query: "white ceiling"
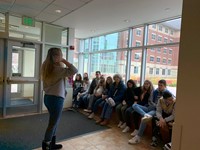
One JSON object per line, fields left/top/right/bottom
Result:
{"left": 0, "top": 0, "right": 183, "bottom": 38}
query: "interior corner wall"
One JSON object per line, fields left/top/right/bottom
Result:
{"left": 63, "top": 28, "right": 75, "bottom": 108}
{"left": 172, "top": 0, "right": 200, "bottom": 150}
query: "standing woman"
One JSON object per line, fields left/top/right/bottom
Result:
{"left": 41, "top": 47, "right": 78, "bottom": 150}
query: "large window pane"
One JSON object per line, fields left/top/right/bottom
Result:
{"left": 9, "top": 15, "right": 42, "bottom": 41}
{"left": 0, "top": 13, "right": 5, "bottom": 32}
{"left": 147, "top": 18, "right": 181, "bottom": 45}
{"left": 130, "top": 49, "right": 142, "bottom": 85}
{"left": 145, "top": 45, "right": 179, "bottom": 96}
{"left": 90, "top": 51, "right": 127, "bottom": 80}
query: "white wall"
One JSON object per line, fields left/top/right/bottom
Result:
{"left": 172, "top": 0, "right": 200, "bottom": 149}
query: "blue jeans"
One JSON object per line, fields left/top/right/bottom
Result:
{"left": 44, "top": 94, "right": 64, "bottom": 142}
{"left": 132, "top": 104, "right": 156, "bottom": 136}
{"left": 92, "top": 98, "right": 105, "bottom": 113}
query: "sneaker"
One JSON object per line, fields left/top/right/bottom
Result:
{"left": 131, "top": 129, "right": 138, "bottom": 136}
{"left": 122, "top": 126, "right": 130, "bottom": 133}
{"left": 150, "top": 136, "right": 158, "bottom": 147}
{"left": 83, "top": 109, "right": 92, "bottom": 113}
{"left": 141, "top": 114, "right": 152, "bottom": 123}
{"left": 88, "top": 112, "right": 95, "bottom": 119}
{"left": 117, "top": 121, "right": 123, "bottom": 127}
{"left": 96, "top": 118, "right": 103, "bottom": 124}
{"left": 128, "top": 135, "right": 141, "bottom": 144}
{"left": 120, "top": 122, "right": 127, "bottom": 129}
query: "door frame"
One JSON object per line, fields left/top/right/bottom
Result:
{"left": 1, "top": 40, "right": 42, "bottom": 117}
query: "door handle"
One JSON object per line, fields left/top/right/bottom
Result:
{"left": 6, "top": 77, "right": 39, "bottom": 84}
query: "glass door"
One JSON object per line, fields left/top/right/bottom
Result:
{"left": 3, "top": 40, "right": 41, "bottom": 117}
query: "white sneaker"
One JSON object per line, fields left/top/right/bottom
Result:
{"left": 122, "top": 126, "right": 130, "bottom": 133}
{"left": 117, "top": 121, "right": 123, "bottom": 127}
{"left": 120, "top": 122, "right": 127, "bottom": 129}
{"left": 141, "top": 114, "right": 152, "bottom": 123}
{"left": 128, "top": 135, "right": 141, "bottom": 144}
{"left": 83, "top": 109, "right": 92, "bottom": 113}
{"left": 88, "top": 112, "right": 94, "bottom": 119}
{"left": 131, "top": 129, "right": 138, "bottom": 136}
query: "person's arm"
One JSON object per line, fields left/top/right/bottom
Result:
{"left": 164, "top": 103, "right": 176, "bottom": 122}
{"left": 156, "top": 99, "right": 163, "bottom": 119}
{"left": 59, "top": 59, "right": 78, "bottom": 77}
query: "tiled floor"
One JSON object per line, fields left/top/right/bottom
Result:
{"left": 35, "top": 111, "right": 162, "bottom": 150}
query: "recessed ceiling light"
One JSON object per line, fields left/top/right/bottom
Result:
{"left": 165, "top": 8, "right": 170, "bottom": 11}
{"left": 124, "top": 19, "right": 130, "bottom": 23}
{"left": 55, "top": 9, "right": 61, "bottom": 13}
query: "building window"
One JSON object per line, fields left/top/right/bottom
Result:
{"left": 164, "top": 37, "right": 168, "bottom": 43}
{"left": 169, "top": 49, "right": 172, "bottom": 54}
{"left": 168, "top": 59, "right": 172, "bottom": 64}
{"left": 170, "top": 39, "right": 173, "bottom": 43}
{"left": 163, "top": 48, "right": 167, "bottom": 54}
{"left": 158, "top": 35, "right": 162, "bottom": 42}
{"left": 136, "top": 41, "right": 141, "bottom": 47}
{"left": 134, "top": 66, "right": 139, "bottom": 74}
{"left": 163, "top": 58, "right": 167, "bottom": 64}
{"left": 152, "top": 24, "right": 156, "bottom": 29}
{"left": 152, "top": 33, "right": 156, "bottom": 40}
{"left": 170, "top": 30, "right": 174, "bottom": 35}
{"left": 168, "top": 69, "right": 171, "bottom": 75}
{"left": 156, "top": 68, "right": 159, "bottom": 75}
{"left": 165, "top": 28, "right": 168, "bottom": 33}
{"left": 162, "top": 69, "right": 165, "bottom": 75}
{"left": 135, "top": 53, "right": 140, "bottom": 60}
{"left": 150, "top": 56, "right": 154, "bottom": 62}
{"left": 151, "top": 48, "right": 155, "bottom": 51}
{"left": 157, "top": 57, "right": 161, "bottom": 63}
{"left": 159, "top": 25, "right": 162, "bottom": 31}
{"left": 157, "top": 48, "right": 161, "bottom": 53}
{"left": 136, "top": 28, "right": 142, "bottom": 36}
{"left": 149, "top": 68, "right": 153, "bottom": 74}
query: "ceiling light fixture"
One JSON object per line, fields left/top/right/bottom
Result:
{"left": 55, "top": 9, "right": 61, "bottom": 13}
{"left": 124, "top": 19, "right": 130, "bottom": 23}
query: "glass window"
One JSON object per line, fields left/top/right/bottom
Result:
{"left": 9, "top": 15, "right": 42, "bottom": 41}
{"left": 156, "top": 68, "right": 159, "bottom": 75}
{"left": 169, "top": 49, "right": 172, "bottom": 54}
{"left": 152, "top": 24, "right": 156, "bottom": 29}
{"left": 163, "top": 48, "right": 167, "bottom": 54}
{"left": 152, "top": 33, "right": 156, "bottom": 40}
{"left": 150, "top": 56, "right": 154, "bottom": 62}
{"left": 145, "top": 46, "right": 179, "bottom": 96}
{"left": 147, "top": 18, "right": 181, "bottom": 45}
{"left": 157, "top": 57, "right": 160, "bottom": 63}
{"left": 0, "top": 13, "right": 5, "bottom": 32}
{"left": 158, "top": 35, "right": 162, "bottom": 42}
{"left": 130, "top": 49, "right": 142, "bottom": 84}
{"left": 157, "top": 48, "right": 161, "bottom": 53}
{"left": 135, "top": 53, "right": 140, "bottom": 60}
{"left": 84, "top": 39, "right": 89, "bottom": 52}
{"left": 131, "top": 27, "right": 144, "bottom": 47}
{"left": 136, "top": 29, "right": 142, "bottom": 36}
{"left": 90, "top": 51, "right": 127, "bottom": 81}
{"left": 164, "top": 37, "right": 168, "bottom": 43}
{"left": 149, "top": 68, "right": 153, "bottom": 74}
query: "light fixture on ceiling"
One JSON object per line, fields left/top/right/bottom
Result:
{"left": 165, "top": 8, "right": 170, "bottom": 11}
{"left": 55, "top": 9, "right": 61, "bottom": 13}
{"left": 91, "top": 30, "right": 96, "bottom": 32}
{"left": 124, "top": 19, "right": 130, "bottom": 23}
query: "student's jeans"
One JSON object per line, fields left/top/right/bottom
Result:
{"left": 132, "top": 104, "right": 156, "bottom": 136}
{"left": 44, "top": 94, "right": 64, "bottom": 142}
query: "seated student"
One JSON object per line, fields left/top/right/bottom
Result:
{"left": 73, "top": 75, "right": 90, "bottom": 108}
{"left": 77, "top": 71, "right": 101, "bottom": 108}
{"left": 122, "top": 80, "right": 154, "bottom": 133}
{"left": 150, "top": 91, "right": 175, "bottom": 147}
{"left": 129, "top": 79, "right": 170, "bottom": 144}
{"left": 72, "top": 73, "right": 83, "bottom": 100}
{"left": 83, "top": 76, "right": 106, "bottom": 113}
{"left": 96, "top": 74, "right": 126, "bottom": 125}
{"left": 116, "top": 79, "right": 137, "bottom": 128}
{"left": 88, "top": 76, "right": 113, "bottom": 119}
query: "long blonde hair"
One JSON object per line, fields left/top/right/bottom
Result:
{"left": 41, "top": 47, "right": 62, "bottom": 82}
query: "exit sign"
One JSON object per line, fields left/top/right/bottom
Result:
{"left": 22, "top": 16, "right": 35, "bottom": 27}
